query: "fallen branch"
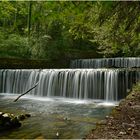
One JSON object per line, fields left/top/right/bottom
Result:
{"left": 14, "top": 82, "right": 39, "bottom": 102}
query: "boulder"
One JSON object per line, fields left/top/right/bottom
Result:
{"left": 11, "top": 117, "right": 21, "bottom": 128}
{"left": 0, "top": 112, "right": 31, "bottom": 131}
{"left": 0, "top": 112, "right": 21, "bottom": 130}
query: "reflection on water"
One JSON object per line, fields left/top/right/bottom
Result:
{"left": 0, "top": 94, "right": 116, "bottom": 139}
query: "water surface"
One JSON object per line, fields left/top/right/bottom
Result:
{"left": 0, "top": 94, "right": 115, "bottom": 139}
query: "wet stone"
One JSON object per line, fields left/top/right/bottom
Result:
{"left": 119, "top": 131, "right": 127, "bottom": 135}
{"left": 0, "top": 112, "right": 4, "bottom": 116}
{"left": 0, "top": 112, "right": 23, "bottom": 131}
{"left": 17, "top": 114, "right": 26, "bottom": 121}
{"left": 97, "top": 120, "right": 107, "bottom": 125}
{"left": 17, "top": 113, "right": 31, "bottom": 121}
{"left": 131, "top": 105, "right": 140, "bottom": 111}
{"left": 25, "top": 113, "right": 31, "bottom": 118}
{"left": 11, "top": 117, "right": 22, "bottom": 127}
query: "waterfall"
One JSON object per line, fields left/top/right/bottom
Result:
{"left": 70, "top": 57, "right": 140, "bottom": 68}
{"left": 0, "top": 69, "right": 140, "bottom": 101}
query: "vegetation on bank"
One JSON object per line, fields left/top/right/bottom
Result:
{"left": 86, "top": 82, "right": 140, "bottom": 139}
{"left": 0, "top": 1, "right": 140, "bottom": 62}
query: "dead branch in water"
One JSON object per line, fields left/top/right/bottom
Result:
{"left": 14, "top": 82, "right": 39, "bottom": 102}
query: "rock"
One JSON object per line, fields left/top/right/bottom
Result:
{"left": 116, "top": 106, "right": 121, "bottom": 111}
{"left": 17, "top": 113, "right": 31, "bottom": 121}
{"left": 128, "top": 101, "right": 133, "bottom": 106}
{"left": 122, "top": 122, "right": 135, "bottom": 128}
{"left": 0, "top": 112, "right": 4, "bottom": 116}
{"left": 2, "top": 113, "right": 9, "bottom": 117}
{"left": 3, "top": 121, "right": 11, "bottom": 128}
{"left": 91, "top": 128, "right": 95, "bottom": 132}
{"left": 130, "top": 117, "right": 135, "bottom": 121}
{"left": 110, "top": 127, "right": 117, "bottom": 130}
{"left": 134, "top": 130, "right": 139, "bottom": 135}
{"left": 108, "top": 122, "right": 112, "bottom": 126}
{"left": 105, "top": 116, "right": 109, "bottom": 119}
{"left": 10, "top": 114, "right": 14, "bottom": 117}
{"left": 63, "top": 117, "right": 67, "bottom": 120}
{"left": 17, "top": 114, "right": 25, "bottom": 121}
{"left": 0, "top": 112, "right": 31, "bottom": 131}
{"left": 131, "top": 105, "right": 140, "bottom": 111}
{"left": 119, "top": 131, "right": 127, "bottom": 135}
{"left": 25, "top": 113, "right": 31, "bottom": 118}
{"left": 11, "top": 117, "right": 21, "bottom": 128}
{"left": 127, "top": 89, "right": 131, "bottom": 93}
{"left": 63, "top": 117, "right": 70, "bottom": 121}
{"left": 131, "top": 92, "right": 135, "bottom": 96}
{"left": 128, "top": 127, "right": 132, "bottom": 131}
{"left": 110, "top": 116, "right": 114, "bottom": 119}
{"left": 0, "top": 112, "right": 22, "bottom": 130}
{"left": 2, "top": 113, "right": 14, "bottom": 119}
{"left": 2, "top": 114, "right": 11, "bottom": 122}
{"left": 97, "top": 120, "right": 107, "bottom": 125}
{"left": 105, "top": 116, "right": 114, "bottom": 120}
{"left": 56, "top": 132, "right": 59, "bottom": 137}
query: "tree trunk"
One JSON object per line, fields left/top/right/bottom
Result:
{"left": 28, "top": 1, "right": 32, "bottom": 38}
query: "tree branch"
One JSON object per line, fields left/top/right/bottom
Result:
{"left": 14, "top": 82, "right": 39, "bottom": 102}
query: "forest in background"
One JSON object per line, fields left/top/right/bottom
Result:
{"left": 0, "top": 1, "right": 140, "bottom": 62}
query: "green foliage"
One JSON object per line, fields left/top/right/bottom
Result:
{"left": 0, "top": 1, "right": 139, "bottom": 60}
{"left": 30, "top": 35, "right": 50, "bottom": 59}
{"left": 0, "top": 30, "right": 30, "bottom": 58}
{"left": 89, "top": 1, "right": 140, "bottom": 57}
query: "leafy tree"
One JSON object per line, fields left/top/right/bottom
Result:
{"left": 0, "top": 1, "right": 139, "bottom": 60}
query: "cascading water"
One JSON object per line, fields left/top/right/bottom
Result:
{"left": 0, "top": 58, "right": 140, "bottom": 139}
{"left": 70, "top": 57, "right": 140, "bottom": 68}
{"left": 0, "top": 69, "right": 140, "bottom": 101}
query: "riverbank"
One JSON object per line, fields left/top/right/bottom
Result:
{"left": 86, "top": 83, "right": 140, "bottom": 139}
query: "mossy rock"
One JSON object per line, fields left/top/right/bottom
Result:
{"left": 25, "top": 113, "right": 31, "bottom": 118}
{"left": 17, "top": 113, "right": 31, "bottom": 121}
{"left": 0, "top": 112, "right": 21, "bottom": 131}
{"left": 11, "top": 117, "right": 21, "bottom": 128}
{"left": 17, "top": 114, "right": 26, "bottom": 121}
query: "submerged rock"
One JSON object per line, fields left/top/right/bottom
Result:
{"left": 25, "top": 113, "right": 31, "bottom": 118}
{"left": 17, "top": 113, "right": 31, "bottom": 121}
{"left": 17, "top": 114, "right": 26, "bottom": 121}
{"left": 11, "top": 117, "right": 22, "bottom": 128}
{"left": 63, "top": 117, "right": 70, "bottom": 121}
{"left": 0, "top": 112, "right": 21, "bottom": 130}
{"left": 1, "top": 113, "right": 12, "bottom": 126}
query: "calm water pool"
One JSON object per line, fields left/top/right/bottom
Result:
{"left": 0, "top": 94, "right": 116, "bottom": 139}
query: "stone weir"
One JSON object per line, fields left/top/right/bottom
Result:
{"left": 70, "top": 57, "right": 140, "bottom": 68}
{"left": 0, "top": 69, "right": 140, "bottom": 101}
